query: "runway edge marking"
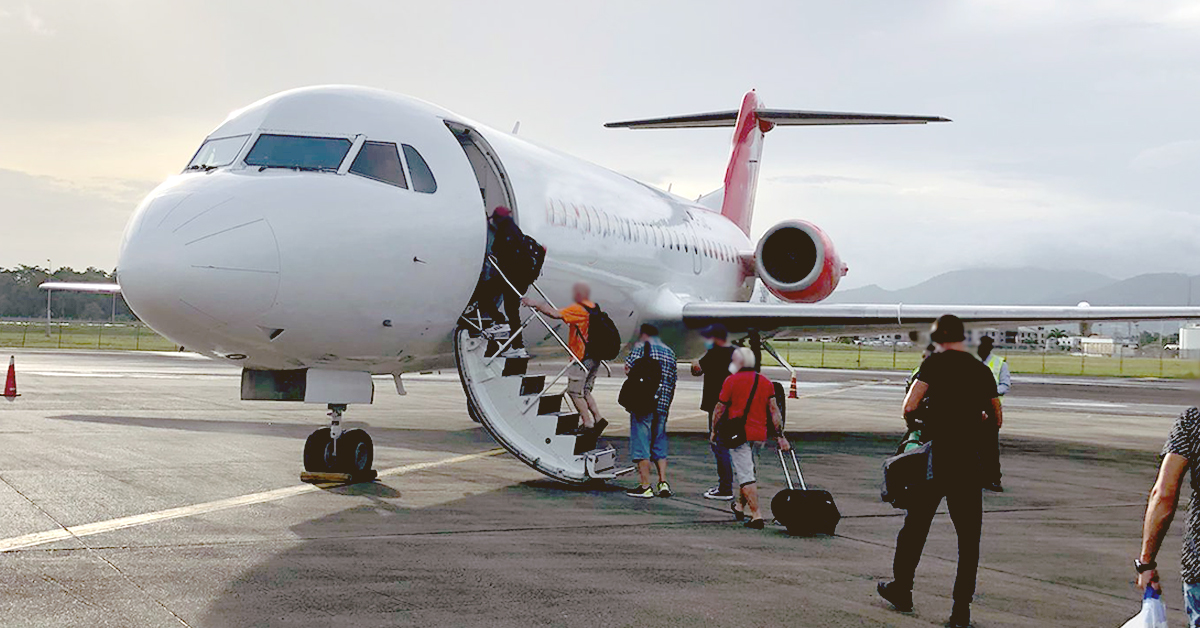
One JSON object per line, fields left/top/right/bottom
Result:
{"left": 0, "top": 448, "right": 506, "bottom": 553}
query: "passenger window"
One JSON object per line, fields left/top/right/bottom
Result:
{"left": 245, "top": 134, "right": 351, "bottom": 170}
{"left": 349, "top": 142, "right": 407, "bottom": 188}
{"left": 402, "top": 144, "right": 437, "bottom": 193}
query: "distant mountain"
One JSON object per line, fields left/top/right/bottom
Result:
{"left": 1061, "top": 273, "right": 1200, "bottom": 306}
{"left": 825, "top": 268, "right": 1117, "bottom": 305}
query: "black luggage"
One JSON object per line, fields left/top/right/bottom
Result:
{"left": 771, "top": 449, "right": 840, "bottom": 536}
{"left": 881, "top": 439, "right": 933, "bottom": 510}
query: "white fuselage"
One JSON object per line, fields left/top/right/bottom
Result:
{"left": 117, "top": 86, "right": 753, "bottom": 374}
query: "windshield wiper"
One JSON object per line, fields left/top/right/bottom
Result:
{"left": 255, "top": 165, "right": 339, "bottom": 173}
{"left": 185, "top": 164, "right": 219, "bottom": 172}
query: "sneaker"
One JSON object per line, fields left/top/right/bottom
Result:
{"left": 949, "top": 603, "right": 971, "bottom": 627}
{"left": 703, "top": 487, "right": 735, "bottom": 501}
{"left": 656, "top": 482, "right": 673, "bottom": 498}
{"left": 744, "top": 518, "right": 765, "bottom": 530}
{"left": 625, "top": 485, "right": 654, "bottom": 499}
{"left": 482, "top": 323, "right": 511, "bottom": 339}
{"left": 500, "top": 347, "right": 531, "bottom": 359}
{"left": 876, "top": 581, "right": 914, "bottom": 613}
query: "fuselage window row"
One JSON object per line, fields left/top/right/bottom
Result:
{"left": 543, "top": 198, "right": 737, "bottom": 264}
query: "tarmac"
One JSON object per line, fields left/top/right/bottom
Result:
{"left": 0, "top": 348, "right": 1195, "bottom": 627}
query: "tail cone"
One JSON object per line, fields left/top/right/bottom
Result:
{"left": 788, "top": 374, "right": 798, "bottom": 399}
{"left": 4, "top": 356, "right": 17, "bottom": 399}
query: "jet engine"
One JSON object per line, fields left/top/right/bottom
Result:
{"left": 753, "top": 220, "right": 847, "bottom": 303}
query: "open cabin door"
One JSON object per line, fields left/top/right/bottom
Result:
{"left": 446, "top": 122, "right": 518, "bottom": 222}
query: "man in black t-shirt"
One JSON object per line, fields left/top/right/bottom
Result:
{"left": 878, "top": 315, "right": 1001, "bottom": 628}
{"left": 691, "top": 324, "right": 736, "bottom": 500}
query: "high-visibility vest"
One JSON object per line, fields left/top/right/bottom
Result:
{"left": 984, "top": 353, "right": 1005, "bottom": 404}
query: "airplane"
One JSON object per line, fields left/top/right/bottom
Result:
{"left": 41, "top": 85, "right": 1200, "bottom": 483}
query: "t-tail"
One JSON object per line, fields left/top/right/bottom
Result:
{"left": 605, "top": 90, "right": 950, "bottom": 235}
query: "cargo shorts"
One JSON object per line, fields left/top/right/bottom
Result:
{"left": 566, "top": 358, "right": 600, "bottom": 397}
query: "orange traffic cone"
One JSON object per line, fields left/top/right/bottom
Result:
{"left": 3, "top": 356, "right": 18, "bottom": 399}
{"left": 788, "top": 373, "right": 798, "bottom": 399}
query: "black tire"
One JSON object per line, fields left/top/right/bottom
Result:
{"left": 303, "top": 428, "right": 333, "bottom": 472}
{"left": 336, "top": 429, "right": 374, "bottom": 473}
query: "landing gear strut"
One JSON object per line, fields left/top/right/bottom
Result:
{"left": 303, "top": 403, "right": 374, "bottom": 473}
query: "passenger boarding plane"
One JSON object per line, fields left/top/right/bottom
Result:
{"left": 43, "top": 86, "right": 1200, "bottom": 483}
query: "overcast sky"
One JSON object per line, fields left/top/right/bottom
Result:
{"left": 1, "top": 0, "right": 1198, "bottom": 289}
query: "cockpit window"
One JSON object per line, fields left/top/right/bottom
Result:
{"left": 349, "top": 141, "right": 407, "bottom": 188}
{"left": 185, "top": 135, "right": 249, "bottom": 171}
{"left": 402, "top": 144, "right": 437, "bottom": 194}
{"left": 244, "top": 134, "right": 352, "bottom": 171}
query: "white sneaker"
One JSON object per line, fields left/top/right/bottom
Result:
{"left": 482, "top": 323, "right": 511, "bottom": 339}
{"left": 703, "top": 487, "right": 735, "bottom": 501}
{"left": 500, "top": 347, "right": 531, "bottom": 359}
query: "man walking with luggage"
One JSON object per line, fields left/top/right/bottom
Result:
{"left": 977, "top": 336, "right": 1009, "bottom": 492}
{"left": 692, "top": 323, "right": 737, "bottom": 501}
{"left": 479, "top": 207, "right": 542, "bottom": 359}
{"left": 878, "top": 314, "right": 1001, "bottom": 628}
{"left": 1134, "top": 406, "right": 1200, "bottom": 625}
{"left": 711, "top": 347, "right": 789, "bottom": 530}
{"left": 623, "top": 324, "right": 678, "bottom": 499}
{"left": 524, "top": 282, "right": 605, "bottom": 434}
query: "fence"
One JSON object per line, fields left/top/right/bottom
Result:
{"left": 0, "top": 320, "right": 179, "bottom": 351}
{"left": 766, "top": 340, "right": 1200, "bottom": 379}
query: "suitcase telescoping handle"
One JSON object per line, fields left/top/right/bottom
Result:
{"left": 777, "top": 449, "right": 807, "bottom": 491}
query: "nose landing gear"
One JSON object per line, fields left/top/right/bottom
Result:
{"left": 303, "top": 404, "right": 375, "bottom": 476}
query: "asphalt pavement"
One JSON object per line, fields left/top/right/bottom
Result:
{"left": 0, "top": 348, "right": 1195, "bottom": 627}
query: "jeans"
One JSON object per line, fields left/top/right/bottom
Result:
{"left": 708, "top": 410, "right": 733, "bottom": 494}
{"left": 892, "top": 484, "right": 983, "bottom": 605}
{"left": 629, "top": 411, "right": 668, "bottom": 461}
{"left": 1186, "top": 582, "right": 1200, "bottom": 626}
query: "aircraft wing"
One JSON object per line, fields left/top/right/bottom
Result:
{"left": 38, "top": 282, "right": 122, "bottom": 294}
{"left": 682, "top": 302, "right": 1200, "bottom": 336}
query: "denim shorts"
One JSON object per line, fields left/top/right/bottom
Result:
{"left": 1186, "top": 581, "right": 1200, "bottom": 626}
{"left": 629, "top": 411, "right": 668, "bottom": 461}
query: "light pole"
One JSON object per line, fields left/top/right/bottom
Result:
{"left": 45, "top": 259, "right": 52, "bottom": 337}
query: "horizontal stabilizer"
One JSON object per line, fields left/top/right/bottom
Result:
{"left": 605, "top": 109, "right": 949, "bottom": 129}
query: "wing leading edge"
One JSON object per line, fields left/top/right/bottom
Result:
{"left": 682, "top": 302, "right": 1200, "bottom": 336}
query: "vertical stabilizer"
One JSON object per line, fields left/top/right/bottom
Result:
{"left": 720, "top": 91, "right": 770, "bottom": 235}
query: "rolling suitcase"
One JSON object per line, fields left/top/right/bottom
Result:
{"left": 771, "top": 449, "right": 841, "bottom": 536}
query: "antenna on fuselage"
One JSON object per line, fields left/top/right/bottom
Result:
{"left": 511, "top": 121, "right": 520, "bottom": 135}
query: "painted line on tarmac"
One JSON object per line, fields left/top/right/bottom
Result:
{"left": 1049, "top": 401, "right": 1129, "bottom": 408}
{"left": 0, "top": 448, "right": 506, "bottom": 553}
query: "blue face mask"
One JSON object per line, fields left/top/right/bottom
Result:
{"left": 704, "top": 340, "right": 715, "bottom": 350}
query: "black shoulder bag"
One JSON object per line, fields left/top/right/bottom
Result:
{"left": 716, "top": 373, "right": 760, "bottom": 449}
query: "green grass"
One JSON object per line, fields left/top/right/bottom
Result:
{"left": 766, "top": 340, "right": 1200, "bottom": 379}
{"left": 0, "top": 321, "right": 179, "bottom": 351}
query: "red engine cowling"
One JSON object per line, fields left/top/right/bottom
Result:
{"left": 753, "top": 220, "right": 847, "bottom": 303}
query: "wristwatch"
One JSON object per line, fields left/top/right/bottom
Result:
{"left": 1135, "top": 559, "right": 1158, "bottom": 573}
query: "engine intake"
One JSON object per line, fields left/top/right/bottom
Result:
{"left": 754, "top": 220, "right": 846, "bottom": 303}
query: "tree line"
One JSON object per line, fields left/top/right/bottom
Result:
{"left": 0, "top": 266, "right": 135, "bottom": 321}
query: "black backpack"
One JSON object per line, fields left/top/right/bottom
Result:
{"left": 619, "top": 342, "right": 662, "bottom": 415}
{"left": 583, "top": 304, "right": 620, "bottom": 361}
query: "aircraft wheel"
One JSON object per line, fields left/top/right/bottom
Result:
{"left": 303, "top": 428, "right": 333, "bottom": 471}
{"left": 336, "top": 429, "right": 374, "bottom": 473}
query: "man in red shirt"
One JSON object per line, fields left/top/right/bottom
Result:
{"left": 710, "top": 347, "right": 789, "bottom": 529}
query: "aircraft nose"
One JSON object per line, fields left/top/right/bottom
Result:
{"left": 118, "top": 186, "right": 281, "bottom": 333}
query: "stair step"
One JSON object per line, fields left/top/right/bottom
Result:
{"left": 546, "top": 411, "right": 580, "bottom": 435}
{"left": 537, "top": 393, "right": 564, "bottom": 416}
{"left": 502, "top": 357, "right": 529, "bottom": 377}
{"left": 520, "top": 375, "right": 545, "bottom": 397}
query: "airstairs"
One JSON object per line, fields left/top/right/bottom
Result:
{"left": 454, "top": 259, "right": 620, "bottom": 484}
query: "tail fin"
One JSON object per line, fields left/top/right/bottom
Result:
{"left": 605, "top": 91, "right": 949, "bottom": 236}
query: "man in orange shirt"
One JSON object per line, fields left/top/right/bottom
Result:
{"left": 524, "top": 282, "right": 606, "bottom": 433}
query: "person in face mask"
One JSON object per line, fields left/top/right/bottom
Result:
{"left": 691, "top": 324, "right": 737, "bottom": 500}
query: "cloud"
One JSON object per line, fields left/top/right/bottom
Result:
{"left": 1131, "top": 140, "right": 1200, "bottom": 171}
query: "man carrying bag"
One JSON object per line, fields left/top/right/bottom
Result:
{"left": 877, "top": 315, "right": 1002, "bottom": 628}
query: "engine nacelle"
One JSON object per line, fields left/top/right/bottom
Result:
{"left": 754, "top": 220, "right": 847, "bottom": 303}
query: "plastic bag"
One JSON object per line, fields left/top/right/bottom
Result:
{"left": 1121, "top": 588, "right": 1168, "bottom": 628}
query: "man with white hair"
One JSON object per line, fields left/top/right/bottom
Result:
{"left": 710, "top": 347, "right": 789, "bottom": 529}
